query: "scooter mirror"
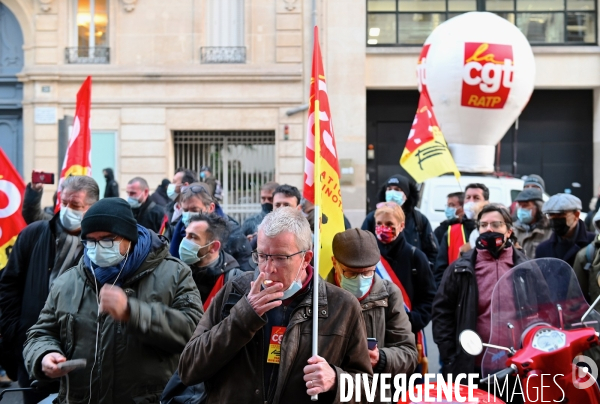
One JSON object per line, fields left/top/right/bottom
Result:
{"left": 459, "top": 329, "right": 483, "bottom": 356}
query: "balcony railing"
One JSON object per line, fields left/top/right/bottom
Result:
{"left": 65, "top": 47, "right": 110, "bottom": 64}
{"left": 200, "top": 47, "right": 246, "bottom": 64}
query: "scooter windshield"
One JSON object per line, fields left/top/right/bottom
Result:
{"left": 481, "top": 258, "right": 600, "bottom": 377}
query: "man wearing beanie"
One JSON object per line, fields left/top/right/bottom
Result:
{"left": 332, "top": 228, "right": 418, "bottom": 386}
{"left": 0, "top": 175, "right": 99, "bottom": 404}
{"left": 23, "top": 198, "right": 203, "bottom": 404}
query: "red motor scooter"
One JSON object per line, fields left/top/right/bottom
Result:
{"left": 459, "top": 258, "right": 600, "bottom": 403}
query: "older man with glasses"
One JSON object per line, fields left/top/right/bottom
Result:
{"left": 169, "top": 182, "right": 252, "bottom": 271}
{"left": 178, "top": 207, "right": 372, "bottom": 404}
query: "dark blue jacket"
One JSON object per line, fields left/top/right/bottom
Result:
{"left": 535, "top": 219, "right": 595, "bottom": 267}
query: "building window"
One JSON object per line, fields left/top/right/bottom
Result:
{"left": 201, "top": 0, "right": 246, "bottom": 63}
{"left": 66, "top": 0, "right": 109, "bottom": 63}
{"left": 366, "top": 0, "right": 596, "bottom": 45}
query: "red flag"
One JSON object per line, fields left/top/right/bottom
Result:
{"left": 0, "top": 149, "right": 26, "bottom": 269}
{"left": 55, "top": 76, "right": 92, "bottom": 212}
{"left": 302, "top": 27, "right": 345, "bottom": 280}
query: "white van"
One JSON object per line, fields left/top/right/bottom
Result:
{"left": 418, "top": 174, "right": 528, "bottom": 230}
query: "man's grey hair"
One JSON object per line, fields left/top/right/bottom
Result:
{"left": 61, "top": 176, "right": 100, "bottom": 205}
{"left": 258, "top": 207, "right": 312, "bottom": 251}
{"left": 128, "top": 176, "right": 149, "bottom": 190}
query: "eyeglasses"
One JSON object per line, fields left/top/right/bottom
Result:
{"left": 478, "top": 221, "right": 506, "bottom": 231}
{"left": 342, "top": 270, "right": 375, "bottom": 280}
{"left": 252, "top": 250, "right": 306, "bottom": 266}
{"left": 81, "top": 237, "right": 121, "bottom": 249}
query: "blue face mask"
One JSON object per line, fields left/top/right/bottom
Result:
{"left": 182, "top": 211, "right": 201, "bottom": 227}
{"left": 167, "top": 184, "right": 178, "bottom": 200}
{"left": 86, "top": 241, "right": 127, "bottom": 268}
{"left": 179, "top": 237, "right": 213, "bottom": 265}
{"left": 445, "top": 206, "right": 458, "bottom": 221}
{"left": 340, "top": 274, "right": 374, "bottom": 298}
{"left": 200, "top": 172, "right": 206, "bottom": 179}
{"left": 127, "top": 196, "right": 141, "bottom": 209}
{"left": 517, "top": 208, "right": 533, "bottom": 224}
{"left": 385, "top": 190, "right": 405, "bottom": 206}
{"left": 281, "top": 256, "right": 305, "bottom": 300}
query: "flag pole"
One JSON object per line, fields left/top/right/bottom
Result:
{"left": 311, "top": 25, "right": 321, "bottom": 402}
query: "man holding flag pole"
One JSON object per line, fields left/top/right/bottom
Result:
{"left": 178, "top": 27, "right": 371, "bottom": 404}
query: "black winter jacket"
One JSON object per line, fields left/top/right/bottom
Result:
{"left": 132, "top": 198, "right": 166, "bottom": 234}
{"left": 535, "top": 219, "right": 595, "bottom": 267}
{"left": 0, "top": 215, "right": 83, "bottom": 351}
{"left": 432, "top": 247, "right": 528, "bottom": 376}
{"left": 433, "top": 218, "right": 477, "bottom": 287}
{"left": 103, "top": 168, "right": 119, "bottom": 198}
{"left": 377, "top": 233, "right": 436, "bottom": 334}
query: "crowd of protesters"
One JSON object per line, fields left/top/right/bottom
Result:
{"left": 0, "top": 167, "right": 598, "bottom": 403}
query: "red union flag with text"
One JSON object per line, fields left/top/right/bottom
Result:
{"left": 462, "top": 42, "right": 514, "bottom": 109}
{"left": 303, "top": 27, "right": 345, "bottom": 281}
{"left": 55, "top": 76, "right": 92, "bottom": 212}
{"left": 0, "top": 149, "right": 26, "bottom": 269}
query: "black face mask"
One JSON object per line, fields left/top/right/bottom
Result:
{"left": 549, "top": 217, "right": 571, "bottom": 237}
{"left": 261, "top": 203, "right": 273, "bottom": 214}
{"left": 476, "top": 231, "right": 511, "bottom": 259}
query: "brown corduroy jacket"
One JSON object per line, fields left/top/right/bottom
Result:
{"left": 178, "top": 270, "right": 373, "bottom": 404}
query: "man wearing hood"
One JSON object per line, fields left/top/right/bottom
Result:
{"left": 242, "top": 181, "right": 279, "bottom": 241}
{"left": 103, "top": 168, "right": 119, "bottom": 198}
{"left": 362, "top": 174, "right": 438, "bottom": 265}
{"left": 0, "top": 176, "right": 99, "bottom": 404}
{"left": 150, "top": 179, "right": 171, "bottom": 207}
{"left": 23, "top": 198, "right": 202, "bottom": 403}
{"left": 536, "top": 193, "right": 595, "bottom": 267}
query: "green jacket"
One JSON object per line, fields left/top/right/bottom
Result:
{"left": 23, "top": 238, "right": 203, "bottom": 404}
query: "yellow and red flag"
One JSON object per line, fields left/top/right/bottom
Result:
{"left": 303, "top": 27, "right": 345, "bottom": 281}
{"left": 400, "top": 92, "right": 460, "bottom": 183}
{"left": 0, "top": 149, "right": 26, "bottom": 269}
{"left": 55, "top": 76, "right": 92, "bottom": 212}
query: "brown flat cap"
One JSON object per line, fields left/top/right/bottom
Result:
{"left": 332, "top": 228, "right": 380, "bottom": 268}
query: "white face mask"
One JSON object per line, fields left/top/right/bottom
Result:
{"left": 60, "top": 206, "right": 84, "bottom": 231}
{"left": 463, "top": 201, "right": 478, "bottom": 220}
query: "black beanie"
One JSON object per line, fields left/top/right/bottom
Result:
{"left": 81, "top": 198, "right": 138, "bottom": 242}
{"left": 386, "top": 175, "right": 411, "bottom": 198}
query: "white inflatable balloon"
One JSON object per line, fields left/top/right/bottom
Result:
{"left": 418, "top": 12, "right": 535, "bottom": 173}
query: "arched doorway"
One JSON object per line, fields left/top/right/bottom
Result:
{"left": 0, "top": 2, "right": 24, "bottom": 173}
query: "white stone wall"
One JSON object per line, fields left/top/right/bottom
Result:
{"left": 5, "top": 0, "right": 600, "bottom": 225}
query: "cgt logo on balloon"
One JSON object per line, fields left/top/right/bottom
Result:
{"left": 462, "top": 42, "right": 514, "bottom": 109}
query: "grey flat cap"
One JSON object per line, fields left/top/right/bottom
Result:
{"left": 332, "top": 228, "right": 380, "bottom": 268}
{"left": 542, "top": 193, "right": 582, "bottom": 214}
{"left": 515, "top": 188, "right": 544, "bottom": 202}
